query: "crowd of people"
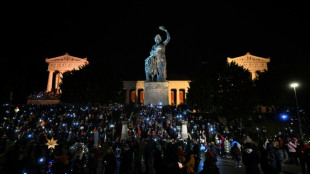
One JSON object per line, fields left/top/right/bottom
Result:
{"left": 0, "top": 103, "right": 309, "bottom": 174}
{"left": 28, "top": 91, "right": 61, "bottom": 100}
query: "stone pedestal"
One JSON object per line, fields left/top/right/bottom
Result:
{"left": 93, "top": 131, "right": 99, "bottom": 147}
{"left": 144, "top": 82, "right": 169, "bottom": 106}
{"left": 181, "top": 121, "right": 188, "bottom": 140}
{"left": 121, "top": 121, "right": 128, "bottom": 140}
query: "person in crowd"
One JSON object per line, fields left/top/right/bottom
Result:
{"left": 273, "top": 138, "right": 279, "bottom": 150}
{"left": 278, "top": 137, "right": 286, "bottom": 160}
{"left": 153, "top": 143, "right": 164, "bottom": 174}
{"left": 134, "top": 139, "right": 145, "bottom": 174}
{"left": 177, "top": 146, "right": 186, "bottom": 163}
{"left": 299, "top": 140, "right": 310, "bottom": 174}
{"left": 199, "top": 150, "right": 219, "bottom": 174}
{"left": 287, "top": 137, "right": 299, "bottom": 164}
{"left": 244, "top": 136, "right": 253, "bottom": 144}
{"left": 263, "top": 138, "right": 270, "bottom": 150}
{"left": 52, "top": 154, "right": 70, "bottom": 173}
{"left": 231, "top": 139, "right": 240, "bottom": 151}
{"left": 102, "top": 147, "right": 117, "bottom": 174}
{"left": 261, "top": 143, "right": 281, "bottom": 174}
{"left": 223, "top": 138, "right": 231, "bottom": 158}
{"left": 184, "top": 153, "right": 195, "bottom": 174}
{"left": 231, "top": 143, "right": 242, "bottom": 168}
{"left": 119, "top": 143, "right": 133, "bottom": 174}
{"left": 219, "top": 134, "right": 225, "bottom": 157}
{"left": 71, "top": 146, "right": 87, "bottom": 174}
{"left": 88, "top": 146, "right": 100, "bottom": 174}
{"left": 242, "top": 142, "right": 260, "bottom": 174}
{"left": 209, "top": 142, "right": 218, "bottom": 157}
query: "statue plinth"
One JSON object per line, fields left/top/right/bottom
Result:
{"left": 181, "top": 121, "right": 188, "bottom": 140}
{"left": 144, "top": 82, "right": 169, "bottom": 106}
{"left": 121, "top": 121, "right": 128, "bottom": 140}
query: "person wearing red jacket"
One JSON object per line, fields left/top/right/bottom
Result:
{"left": 278, "top": 137, "right": 286, "bottom": 160}
{"left": 300, "top": 141, "right": 310, "bottom": 174}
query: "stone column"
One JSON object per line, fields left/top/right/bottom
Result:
{"left": 176, "top": 89, "right": 180, "bottom": 105}
{"left": 46, "top": 70, "right": 54, "bottom": 92}
{"left": 125, "top": 89, "right": 129, "bottom": 104}
{"left": 121, "top": 121, "right": 128, "bottom": 140}
{"left": 55, "top": 73, "right": 59, "bottom": 90}
{"left": 168, "top": 88, "right": 171, "bottom": 105}
{"left": 58, "top": 72, "right": 63, "bottom": 93}
{"left": 181, "top": 121, "right": 188, "bottom": 140}
{"left": 135, "top": 89, "right": 139, "bottom": 104}
{"left": 185, "top": 88, "right": 188, "bottom": 100}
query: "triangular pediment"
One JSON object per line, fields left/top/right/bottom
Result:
{"left": 45, "top": 53, "right": 88, "bottom": 63}
{"left": 227, "top": 52, "right": 270, "bottom": 62}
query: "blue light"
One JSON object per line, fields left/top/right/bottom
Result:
{"left": 200, "top": 145, "right": 206, "bottom": 151}
{"left": 39, "top": 157, "right": 44, "bottom": 163}
{"left": 210, "top": 127, "right": 214, "bottom": 132}
{"left": 280, "top": 114, "right": 288, "bottom": 120}
{"left": 28, "top": 134, "right": 32, "bottom": 138}
{"left": 158, "top": 101, "right": 163, "bottom": 105}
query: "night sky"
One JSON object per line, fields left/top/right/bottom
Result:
{"left": 2, "top": 1, "right": 310, "bottom": 99}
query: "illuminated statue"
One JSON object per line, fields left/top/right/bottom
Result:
{"left": 145, "top": 56, "right": 157, "bottom": 81}
{"left": 145, "top": 26, "right": 170, "bottom": 82}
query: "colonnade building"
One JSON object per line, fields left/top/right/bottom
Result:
{"left": 227, "top": 52, "right": 270, "bottom": 80}
{"left": 123, "top": 81, "right": 190, "bottom": 106}
{"left": 45, "top": 53, "right": 89, "bottom": 93}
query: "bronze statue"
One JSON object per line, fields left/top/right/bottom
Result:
{"left": 145, "top": 26, "right": 170, "bottom": 82}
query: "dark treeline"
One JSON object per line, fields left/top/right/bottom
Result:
{"left": 186, "top": 59, "right": 310, "bottom": 116}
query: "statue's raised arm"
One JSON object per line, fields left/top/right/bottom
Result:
{"left": 159, "top": 26, "right": 170, "bottom": 46}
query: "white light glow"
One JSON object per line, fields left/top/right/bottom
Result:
{"left": 290, "top": 83, "right": 299, "bottom": 88}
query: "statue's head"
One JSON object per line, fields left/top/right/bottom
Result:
{"left": 154, "top": 34, "right": 162, "bottom": 43}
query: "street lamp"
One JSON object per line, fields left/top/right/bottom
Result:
{"left": 290, "top": 82, "right": 303, "bottom": 140}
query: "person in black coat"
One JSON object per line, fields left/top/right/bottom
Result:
{"left": 242, "top": 143, "right": 260, "bottom": 174}
{"left": 103, "top": 147, "right": 117, "bottom": 174}
{"left": 199, "top": 150, "right": 219, "bottom": 174}
{"left": 260, "top": 143, "right": 281, "bottom": 174}
{"left": 71, "top": 147, "right": 87, "bottom": 174}
{"left": 119, "top": 144, "right": 133, "bottom": 174}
